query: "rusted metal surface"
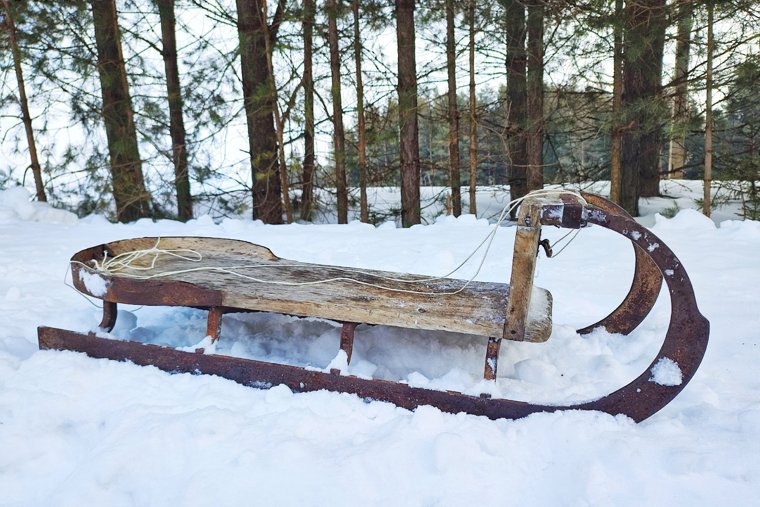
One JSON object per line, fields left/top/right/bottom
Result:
{"left": 578, "top": 205, "right": 709, "bottom": 422}
{"left": 483, "top": 337, "right": 501, "bottom": 381}
{"left": 576, "top": 192, "right": 663, "bottom": 336}
{"left": 339, "top": 322, "right": 357, "bottom": 365}
{"left": 71, "top": 242, "right": 225, "bottom": 310}
{"left": 206, "top": 307, "right": 224, "bottom": 343}
{"left": 38, "top": 326, "right": 558, "bottom": 420}
{"left": 331, "top": 322, "right": 358, "bottom": 375}
{"left": 39, "top": 193, "right": 708, "bottom": 422}
{"left": 99, "top": 301, "right": 117, "bottom": 332}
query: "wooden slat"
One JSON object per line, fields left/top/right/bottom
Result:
{"left": 79, "top": 237, "right": 553, "bottom": 342}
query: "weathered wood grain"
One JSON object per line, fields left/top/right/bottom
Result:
{"left": 504, "top": 201, "right": 542, "bottom": 341}
{"left": 74, "top": 236, "right": 553, "bottom": 342}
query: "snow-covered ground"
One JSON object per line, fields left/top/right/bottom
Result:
{"left": 0, "top": 183, "right": 758, "bottom": 506}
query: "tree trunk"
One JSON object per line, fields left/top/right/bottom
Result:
{"left": 396, "top": 0, "right": 421, "bottom": 227}
{"left": 235, "top": 0, "right": 282, "bottom": 224}
{"left": 427, "top": 115, "right": 434, "bottom": 182}
{"left": 353, "top": 0, "right": 368, "bottom": 223}
{"left": 90, "top": 0, "right": 151, "bottom": 222}
{"left": 301, "top": 0, "right": 315, "bottom": 221}
{"left": 3, "top": 0, "right": 47, "bottom": 202}
{"left": 667, "top": 0, "right": 692, "bottom": 180}
{"left": 327, "top": 0, "right": 348, "bottom": 224}
{"left": 621, "top": 0, "right": 667, "bottom": 213}
{"left": 610, "top": 0, "right": 623, "bottom": 204}
{"left": 155, "top": 0, "right": 192, "bottom": 221}
{"left": 468, "top": 0, "right": 477, "bottom": 215}
{"left": 261, "top": 0, "right": 292, "bottom": 223}
{"left": 504, "top": 0, "right": 528, "bottom": 205}
{"left": 620, "top": 0, "right": 667, "bottom": 214}
{"left": 526, "top": 1, "right": 544, "bottom": 192}
{"left": 703, "top": 1, "right": 713, "bottom": 217}
{"left": 446, "top": 0, "right": 461, "bottom": 217}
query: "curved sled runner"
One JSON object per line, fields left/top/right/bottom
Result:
{"left": 37, "top": 192, "right": 709, "bottom": 422}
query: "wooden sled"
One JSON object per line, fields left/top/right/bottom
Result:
{"left": 37, "top": 192, "right": 709, "bottom": 422}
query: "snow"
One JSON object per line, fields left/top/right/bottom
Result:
{"left": 326, "top": 348, "right": 349, "bottom": 373}
{"left": 0, "top": 187, "right": 77, "bottom": 224}
{"left": 178, "top": 335, "right": 217, "bottom": 354}
{"left": 1, "top": 185, "right": 760, "bottom": 505}
{"left": 78, "top": 269, "right": 109, "bottom": 297}
{"left": 649, "top": 357, "right": 684, "bottom": 386}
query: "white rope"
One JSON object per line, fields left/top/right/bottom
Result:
{"left": 549, "top": 228, "right": 582, "bottom": 258}
{"left": 64, "top": 263, "right": 102, "bottom": 309}
{"left": 72, "top": 189, "right": 587, "bottom": 297}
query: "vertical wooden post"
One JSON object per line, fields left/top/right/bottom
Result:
{"left": 504, "top": 200, "right": 542, "bottom": 341}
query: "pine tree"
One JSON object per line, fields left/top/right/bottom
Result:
{"left": 667, "top": 0, "right": 693, "bottom": 180}
{"left": 327, "top": 0, "right": 348, "bottom": 224}
{"left": 396, "top": 0, "right": 421, "bottom": 227}
{"left": 526, "top": 0, "right": 544, "bottom": 192}
{"left": 620, "top": 0, "right": 667, "bottom": 214}
{"left": 445, "top": 0, "right": 461, "bottom": 217}
{"left": 90, "top": 0, "right": 151, "bottom": 222}
{"left": 352, "top": 0, "right": 369, "bottom": 223}
{"left": 502, "top": 0, "right": 528, "bottom": 207}
{"left": 300, "top": 0, "right": 316, "bottom": 221}
{"left": 155, "top": 0, "right": 192, "bottom": 220}
{"left": 235, "top": 0, "right": 283, "bottom": 224}
{"left": 2, "top": 0, "right": 47, "bottom": 202}
{"left": 467, "top": 0, "right": 478, "bottom": 214}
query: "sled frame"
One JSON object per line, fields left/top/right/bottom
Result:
{"left": 37, "top": 192, "right": 709, "bottom": 422}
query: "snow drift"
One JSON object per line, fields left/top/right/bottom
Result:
{"left": 0, "top": 186, "right": 758, "bottom": 506}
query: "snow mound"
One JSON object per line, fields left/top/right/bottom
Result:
{"left": 654, "top": 208, "right": 716, "bottom": 232}
{"left": 718, "top": 217, "right": 760, "bottom": 236}
{"left": 433, "top": 213, "right": 491, "bottom": 228}
{"left": 0, "top": 187, "right": 77, "bottom": 224}
{"left": 1, "top": 183, "right": 759, "bottom": 506}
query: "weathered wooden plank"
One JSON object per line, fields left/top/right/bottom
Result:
{"left": 73, "top": 237, "right": 552, "bottom": 342}
{"left": 504, "top": 201, "right": 542, "bottom": 341}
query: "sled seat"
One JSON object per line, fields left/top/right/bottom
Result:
{"left": 69, "top": 236, "right": 553, "bottom": 343}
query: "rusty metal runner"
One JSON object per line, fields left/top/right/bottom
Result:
{"left": 37, "top": 193, "right": 709, "bottom": 422}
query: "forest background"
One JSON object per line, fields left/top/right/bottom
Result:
{"left": 1, "top": 0, "right": 758, "bottom": 225}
